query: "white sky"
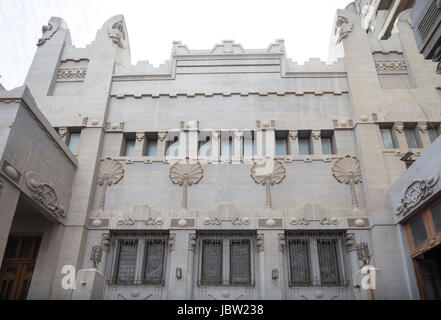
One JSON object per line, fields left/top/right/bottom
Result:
{"left": 0, "top": 0, "right": 350, "bottom": 90}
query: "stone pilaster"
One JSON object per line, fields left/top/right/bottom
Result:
{"left": 288, "top": 130, "right": 299, "bottom": 155}
{"left": 417, "top": 122, "right": 432, "bottom": 148}
{"left": 134, "top": 132, "right": 145, "bottom": 157}
{"left": 311, "top": 130, "right": 322, "bottom": 155}
{"left": 394, "top": 122, "right": 408, "bottom": 149}
{"left": 157, "top": 132, "right": 167, "bottom": 157}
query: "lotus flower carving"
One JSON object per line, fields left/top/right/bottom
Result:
{"left": 332, "top": 155, "right": 362, "bottom": 209}
{"left": 97, "top": 158, "right": 124, "bottom": 211}
{"left": 169, "top": 163, "right": 204, "bottom": 210}
{"left": 251, "top": 158, "right": 286, "bottom": 209}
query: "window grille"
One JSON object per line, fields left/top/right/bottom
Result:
{"left": 286, "top": 231, "right": 350, "bottom": 287}
{"left": 107, "top": 231, "right": 168, "bottom": 286}
{"left": 197, "top": 231, "right": 255, "bottom": 287}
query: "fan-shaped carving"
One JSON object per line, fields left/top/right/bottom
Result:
{"left": 251, "top": 159, "right": 286, "bottom": 209}
{"left": 332, "top": 155, "right": 362, "bottom": 209}
{"left": 96, "top": 158, "right": 124, "bottom": 211}
{"left": 169, "top": 163, "right": 204, "bottom": 210}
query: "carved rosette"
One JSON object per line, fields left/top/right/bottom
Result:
{"left": 25, "top": 172, "right": 65, "bottom": 218}
{"left": 251, "top": 159, "right": 286, "bottom": 209}
{"left": 169, "top": 163, "right": 204, "bottom": 210}
{"left": 332, "top": 155, "right": 362, "bottom": 209}
{"left": 97, "top": 158, "right": 124, "bottom": 211}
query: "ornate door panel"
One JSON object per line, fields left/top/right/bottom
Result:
{"left": 0, "top": 235, "right": 41, "bottom": 300}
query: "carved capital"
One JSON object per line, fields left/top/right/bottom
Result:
{"left": 136, "top": 133, "right": 145, "bottom": 142}
{"left": 189, "top": 233, "right": 196, "bottom": 252}
{"left": 417, "top": 122, "right": 428, "bottom": 133}
{"left": 168, "top": 233, "right": 176, "bottom": 251}
{"left": 311, "top": 130, "right": 321, "bottom": 140}
{"left": 345, "top": 233, "right": 356, "bottom": 252}
{"left": 58, "top": 127, "right": 68, "bottom": 141}
{"left": 158, "top": 132, "right": 167, "bottom": 141}
{"left": 256, "top": 234, "right": 264, "bottom": 252}
{"left": 394, "top": 122, "right": 404, "bottom": 133}
{"left": 289, "top": 130, "right": 298, "bottom": 140}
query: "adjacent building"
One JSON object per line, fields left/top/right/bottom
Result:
{"left": 0, "top": 1, "right": 440, "bottom": 300}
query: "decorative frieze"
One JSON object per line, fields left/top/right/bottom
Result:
{"left": 56, "top": 68, "right": 87, "bottom": 81}
{"left": 145, "top": 216, "right": 164, "bottom": 225}
{"left": 116, "top": 217, "right": 135, "bottom": 225}
{"left": 203, "top": 217, "right": 222, "bottom": 225}
{"left": 24, "top": 172, "right": 65, "bottom": 218}
{"left": 320, "top": 217, "right": 339, "bottom": 225}
{"left": 289, "top": 217, "right": 309, "bottom": 225}
{"left": 375, "top": 61, "right": 407, "bottom": 73}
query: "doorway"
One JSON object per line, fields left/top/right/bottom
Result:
{"left": 413, "top": 245, "right": 441, "bottom": 300}
{"left": 0, "top": 235, "right": 41, "bottom": 300}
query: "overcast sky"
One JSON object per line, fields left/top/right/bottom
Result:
{"left": 0, "top": 0, "right": 350, "bottom": 90}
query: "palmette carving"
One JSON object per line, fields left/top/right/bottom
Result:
{"left": 169, "top": 163, "right": 204, "bottom": 210}
{"left": 332, "top": 155, "right": 362, "bottom": 209}
{"left": 251, "top": 159, "right": 286, "bottom": 209}
{"left": 97, "top": 158, "right": 124, "bottom": 211}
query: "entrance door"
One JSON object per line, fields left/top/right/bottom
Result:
{"left": 0, "top": 235, "right": 41, "bottom": 300}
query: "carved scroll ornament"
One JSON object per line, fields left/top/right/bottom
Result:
{"left": 169, "top": 163, "right": 204, "bottom": 210}
{"left": 25, "top": 172, "right": 65, "bottom": 218}
{"left": 332, "top": 155, "right": 362, "bottom": 209}
{"left": 251, "top": 158, "right": 286, "bottom": 209}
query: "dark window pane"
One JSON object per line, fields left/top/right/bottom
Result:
{"left": 276, "top": 138, "right": 287, "bottom": 156}
{"left": 19, "top": 237, "right": 33, "bottom": 258}
{"left": 230, "top": 240, "right": 251, "bottom": 285}
{"left": 431, "top": 202, "right": 441, "bottom": 234}
{"left": 201, "top": 240, "right": 222, "bottom": 285}
{"left": 299, "top": 139, "right": 310, "bottom": 155}
{"left": 410, "top": 215, "right": 427, "bottom": 249}
{"left": 288, "top": 239, "right": 310, "bottom": 285}
{"left": 68, "top": 133, "right": 80, "bottom": 154}
{"left": 428, "top": 128, "right": 439, "bottom": 143}
{"left": 6, "top": 237, "right": 19, "bottom": 258}
{"left": 380, "top": 128, "right": 394, "bottom": 148}
{"left": 32, "top": 237, "right": 41, "bottom": 258}
{"left": 124, "top": 139, "right": 135, "bottom": 156}
{"left": 321, "top": 138, "right": 332, "bottom": 155}
{"left": 116, "top": 239, "right": 138, "bottom": 284}
{"left": 404, "top": 128, "right": 418, "bottom": 148}
{"left": 146, "top": 139, "right": 157, "bottom": 156}
{"left": 143, "top": 240, "right": 165, "bottom": 283}
{"left": 317, "top": 239, "right": 340, "bottom": 285}
{"left": 420, "top": 261, "right": 440, "bottom": 300}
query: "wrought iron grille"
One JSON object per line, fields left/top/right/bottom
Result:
{"left": 197, "top": 231, "right": 255, "bottom": 287}
{"left": 285, "top": 231, "right": 350, "bottom": 287}
{"left": 107, "top": 231, "right": 168, "bottom": 286}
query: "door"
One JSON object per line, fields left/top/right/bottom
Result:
{"left": 0, "top": 235, "right": 41, "bottom": 300}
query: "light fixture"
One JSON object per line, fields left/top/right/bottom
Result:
{"left": 176, "top": 267, "right": 182, "bottom": 280}
{"left": 272, "top": 268, "right": 279, "bottom": 280}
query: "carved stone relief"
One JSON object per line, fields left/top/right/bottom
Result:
{"left": 332, "top": 155, "right": 362, "bottom": 209}
{"left": 189, "top": 234, "right": 196, "bottom": 252}
{"left": 168, "top": 233, "right": 176, "bottom": 251}
{"left": 97, "top": 158, "right": 124, "bottom": 211}
{"left": 375, "top": 61, "right": 407, "bottom": 73}
{"left": 56, "top": 68, "right": 87, "bottom": 81}
{"left": 345, "top": 233, "right": 356, "bottom": 252}
{"left": 320, "top": 217, "right": 339, "bottom": 225}
{"left": 37, "top": 17, "right": 62, "bottom": 46}
{"left": 108, "top": 20, "right": 126, "bottom": 49}
{"left": 25, "top": 172, "right": 65, "bottom": 218}
{"left": 251, "top": 158, "right": 286, "bottom": 209}
{"left": 169, "top": 163, "right": 204, "bottom": 210}
{"left": 256, "top": 234, "right": 264, "bottom": 252}
{"left": 90, "top": 245, "right": 103, "bottom": 268}
{"left": 335, "top": 14, "right": 354, "bottom": 44}
{"left": 278, "top": 234, "right": 286, "bottom": 252}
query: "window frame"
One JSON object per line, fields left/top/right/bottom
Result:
{"left": 379, "top": 125, "right": 397, "bottom": 149}
{"left": 285, "top": 231, "right": 349, "bottom": 287}
{"left": 196, "top": 231, "right": 255, "bottom": 287}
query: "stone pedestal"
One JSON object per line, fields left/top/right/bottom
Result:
{"left": 72, "top": 268, "right": 105, "bottom": 300}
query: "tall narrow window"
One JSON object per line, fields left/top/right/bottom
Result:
{"left": 317, "top": 239, "right": 340, "bottom": 285}
{"left": 146, "top": 133, "right": 158, "bottom": 156}
{"left": 115, "top": 239, "right": 138, "bottom": 284}
{"left": 321, "top": 138, "right": 332, "bottom": 155}
{"left": 221, "top": 136, "right": 233, "bottom": 157}
{"left": 143, "top": 239, "right": 166, "bottom": 284}
{"left": 68, "top": 133, "right": 80, "bottom": 154}
{"left": 166, "top": 137, "right": 179, "bottom": 157}
{"left": 404, "top": 127, "right": 419, "bottom": 148}
{"left": 380, "top": 127, "right": 395, "bottom": 148}
{"left": 243, "top": 131, "right": 255, "bottom": 157}
{"left": 431, "top": 201, "right": 441, "bottom": 234}
{"left": 275, "top": 131, "right": 288, "bottom": 156}
{"left": 288, "top": 239, "right": 310, "bottom": 285}
{"left": 230, "top": 239, "right": 251, "bottom": 285}
{"left": 200, "top": 240, "right": 223, "bottom": 285}
{"left": 198, "top": 137, "right": 211, "bottom": 157}
{"left": 410, "top": 215, "right": 428, "bottom": 249}
{"left": 123, "top": 136, "right": 135, "bottom": 157}
{"left": 299, "top": 139, "right": 310, "bottom": 155}
{"left": 428, "top": 126, "right": 439, "bottom": 143}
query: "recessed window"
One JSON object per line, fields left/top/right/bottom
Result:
{"left": 380, "top": 127, "right": 395, "bottom": 148}
{"left": 124, "top": 139, "right": 135, "bottom": 156}
{"left": 275, "top": 130, "right": 288, "bottom": 156}
{"left": 298, "top": 131, "right": 311, "bottom": 155}
{"left": 286, "top": 231, "right": 348, "bottom": 286}
{"left": 198, "top": 136, "right": 211, "bottom": 157}
{"left": 198, "top": 232, "right": 254, "bottom": 286}
{"left": 431, "top": 201, "right": 441, "bottom": 234}
{"left": 404, "top": 126, "right": 422, "bottom": 149}
{"left": 110, "top": 232, "right": 168, "bottom": 286}
{"left": 166, "top": 136, "right": 179, "bottom": 157}
{"left": 428, "top": 124, "right": 439, "bottom": 143}
{"left": 221, "top": 134, "right": 233, "bottom": 157}
{"left": 243, "top": 131, "right": 255, "bottom": 157}
{"left": 321, "top": 130, "right": 335, "bottom": 155}
{"left": 145, "top": 132, "right": 158, "bottom": 156}
{"left": 68, "top": 132, "right": 80, "bottom": 154}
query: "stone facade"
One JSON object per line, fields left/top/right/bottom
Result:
{"left": 0, "top": 2, "right": 440, "bottom": 300}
